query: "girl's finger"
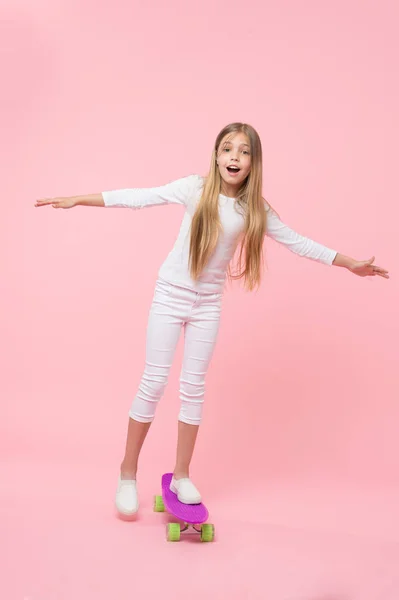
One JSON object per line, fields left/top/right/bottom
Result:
{"left": 372, "top": 265, "right": 389, "bottom": 274}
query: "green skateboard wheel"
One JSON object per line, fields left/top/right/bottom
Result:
{"left": 166, "top": 523, "right": 181, "bottom": 542}
{"left": 200, "top": 523, "right": 215, "bottom": 542}
{"left": 153, "top": 495, "right": 165, "bottom": 512}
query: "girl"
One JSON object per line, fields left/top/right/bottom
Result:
{"left": 35, "top": 122, "right": 389, "bottom": 517}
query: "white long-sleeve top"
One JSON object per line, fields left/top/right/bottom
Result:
{"left": 102, "top": 174, "right": 337, "bottom": 293}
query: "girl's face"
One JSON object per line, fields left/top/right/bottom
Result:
{"left": 216, "top": 132, "right": 252, "bottom": 195}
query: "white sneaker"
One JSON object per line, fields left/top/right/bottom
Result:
{"left": 170, "top": 476, "right": 202, "bottom": 504}
{"left": 115, "top": 476, "right": 139, "bottom": 516}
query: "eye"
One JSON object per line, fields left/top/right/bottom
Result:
{"left": 223, "top": 148, "right": 230, "bottom": 152}
{"left": 243, "top": 150, "right": 250, "bottom": 155}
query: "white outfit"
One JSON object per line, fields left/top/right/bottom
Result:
{"left": 103, "top": 174, "right": 337, "bottom": 426}
{"left": 102, "top": 174, "right": 337, "bottom": 295}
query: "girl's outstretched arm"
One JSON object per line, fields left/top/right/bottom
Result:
{"left": 35, "top": 174, "right": 202, "bottom": 211}
{"left": 264, "top": 201, "right": 389, "bottom": 279}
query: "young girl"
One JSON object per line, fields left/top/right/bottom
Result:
{"left": 35, "top": 122, "right": 389, "bottom": 517}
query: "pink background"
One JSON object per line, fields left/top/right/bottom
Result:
{"left": 2, "top": 0, "right": 398, "bottom": 599}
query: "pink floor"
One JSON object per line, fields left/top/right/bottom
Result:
{"left": 2, "top": 458, "right": 399, "bottom": 600}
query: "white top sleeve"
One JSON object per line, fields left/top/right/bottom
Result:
{"left": 102, "top": 174, "right": 201, "bottom": 209}
{"left": 264, "top": 202, "right": 337, "bottom": 266}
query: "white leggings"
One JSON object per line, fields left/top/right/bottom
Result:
{"left": 129, "top": 278, "right": 223, "bottom": 426}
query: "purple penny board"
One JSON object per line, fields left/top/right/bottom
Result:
{"left": 162, "top": 473, "right": 209, "bottom": 524}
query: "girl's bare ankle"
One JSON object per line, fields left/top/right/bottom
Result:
{"left": 120, "top": 462, "right": 137, "bottom": 480}
{"left": 173, "top": 471, "right": 189, "bottom": 480}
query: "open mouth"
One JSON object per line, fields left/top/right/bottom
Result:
{"left": 226, "top": 166, "right": 240, "bottom": 174}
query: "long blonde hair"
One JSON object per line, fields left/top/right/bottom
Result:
{"left": 189, "top": 122, "right": 267, "bottom": 291}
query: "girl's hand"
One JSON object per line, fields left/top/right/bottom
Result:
{"left": 349, "top": 256, "right": 389, "bottom": 279}
{"left": 35, "top": 197, "right": 76, "bottom": 209}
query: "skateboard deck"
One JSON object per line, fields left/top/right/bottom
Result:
{"left": 161, "top": 472, "right": 208, "bottom": 523}
{"left": 154, "top": 473, "right": 215, "bottom": 542}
